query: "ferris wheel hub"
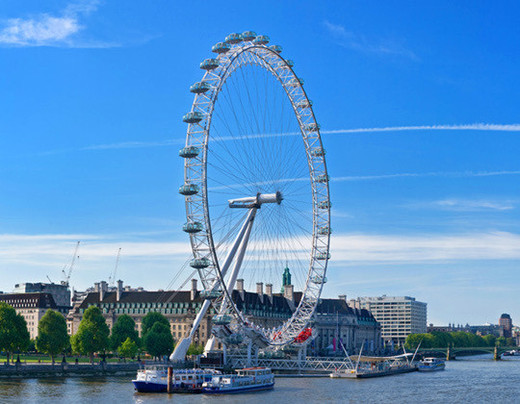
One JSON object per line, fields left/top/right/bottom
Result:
{"left": 228, "top": 191, "right": 283, "bottom": 209}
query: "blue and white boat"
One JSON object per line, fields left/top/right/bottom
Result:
{"left": 132, "top": 365, "right": 220, "bottom": 393}
{"left": 417, "top": 357, "right": 445, "bottom": 372}
{"left": 202, "top": 367, "right": 274, "bottom": 394}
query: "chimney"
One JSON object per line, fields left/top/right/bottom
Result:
{"left": 191, "top": 279, "right": 198, "bottom": 301}
{"left": 256, "top": 282, "right": 264, "bottom": 303}
{"left": 99, "top": 281, "right": 106, "bottom": 302}
{"left": 236, "top": 279, "right": 245, "bottom": 300}
{"left": 117, "top": 280, "right": 123, "bottom": 302}
{"left": 94, "top": 282, "right": 100, "bottom": 293}
{"left": 265, "top": 283, "right": 273, "bottom": 301}
{"left": 338, "top": 294, "right": 347, "bottom": 301}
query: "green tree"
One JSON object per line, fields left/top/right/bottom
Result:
{"left": 118, "top": 337, "right": 138, "bottom": 360}
{"left": 36, "top": 310, "right": 70, "bottom": 364}
{"left": 187, "top": 343, "right": 204, "bottom": 356}
{"left": 141, "top": 312, "right": 170, "bottom": 337}
{"left": 71, "top": 306, "right": 109, "bottom": 363}
{"left": 110, "top": 315, "right": 139, "bottom": 352}
{"left": 496, "top": 336, "right": 507, "bottom": 347}
{"left": 0, "top": 302, "right": 30, "bottom": 363}
{"left": 483, "top": 334, "right": 496, "bottom": 347}
{"left": 144, "top": 322, "right": 174, "bottom": 359}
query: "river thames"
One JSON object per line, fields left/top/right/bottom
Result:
{"left": 1, "top": 356, "right": 519, "bottom": 403}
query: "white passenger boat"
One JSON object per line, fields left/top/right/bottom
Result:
{"left": 417, "top": 357, "right": 445, "bottom": 372}
{"left": 202, "top": 367, "right": 274, "bottom": 394}
{"left": 132, "top": 365, "right": 220, "bottom": 393}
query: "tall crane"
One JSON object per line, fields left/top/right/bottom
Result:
{"left": 61, "top": 241, "right": 80, "bottom": 287}
{"left": 108, "top": 248, "right": 122, "bottom": 287}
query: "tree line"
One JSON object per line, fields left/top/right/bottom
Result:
{"left": 405, "top": 331, "right": 517, "bottom": 350}
{"left": 0, "top": 302, "right": 204, "bottom": 363}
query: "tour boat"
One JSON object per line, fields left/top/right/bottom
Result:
{"left": 502, "top": 350, "right": 520, "bottom": 357}
{"left": 202, "top": 367, "right": 274, "bottom": 394}
{"left": 417, "top": 357, "right": 446, "bottom": 372}
{"left": 132, "top": 366, "right": 220, "bottom": 393}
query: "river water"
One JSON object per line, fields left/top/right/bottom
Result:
{"left": 1, "top": 355, "right": 519, "bottom": 403}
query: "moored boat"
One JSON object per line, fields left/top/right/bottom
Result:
{"left": 132, "top": 365, "right": 220, "bottom": 393}
{"left": 417, "top": 357, "right": 446, "bottom": 372}
{"left": 202, "top": 367, "right": 274, "bottom": 393}
{"left": 330, "top": 354, "right": 417, "bottom": 379}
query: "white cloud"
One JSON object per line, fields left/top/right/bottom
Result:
{"left": 323, "top": 20, "right": 418, "bottom": 60}
{"left": 0, "top": 15, "right": 81, "bottom": 45}
{"left": 0, "top": 0, "right": 116, "bottom": 48}
{"left": 322, "top": 123, "right": 520, "bottom": 135}
{"left": 330, "top": 231, "right": 520, "bottom": 263}
{"left": 430, "top": 199, "right": 515, "bottom": 212}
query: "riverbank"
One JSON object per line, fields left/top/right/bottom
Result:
{"left": 0, "top": 362, "right": 140, "bottom": 378}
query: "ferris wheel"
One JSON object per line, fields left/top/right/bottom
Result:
{"left": 174, "top": 31, "right": 330, "bottom": 357}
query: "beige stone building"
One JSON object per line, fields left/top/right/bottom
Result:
{"left": 69, "top": 279, "right": 382, "bottom": 355}
{"left": 0, "top": 293, "right": 59, "bottom": 339}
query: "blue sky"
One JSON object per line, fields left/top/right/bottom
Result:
{"left": 1, "top": 0, "right": 519, "bottom": 325}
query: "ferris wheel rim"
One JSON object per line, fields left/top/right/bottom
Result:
{"left": 180, "top": 35, "right": 331, "bottom": 347}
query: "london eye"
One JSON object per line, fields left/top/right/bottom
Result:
{"left": 173, "top": 31, "right": 330, "bottom": 359}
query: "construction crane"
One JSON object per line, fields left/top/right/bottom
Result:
{"left": 61, "top": 241, "right": 80, "bottom": 287}
{"left": 108, "top": 248, "right": 122, "bottom": 287}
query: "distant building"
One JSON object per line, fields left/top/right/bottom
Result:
{"left": 349, "top": 295, "right": 427, "bottom": 345}
{"left": 499, "top": 313, "right": 513, "bottom": 338}
{"left": 427, "top": 322, "right": 500, "bottom": 336}
{"left": 13, "top": 282, "right": 71, "bottom": 315}
{"left": 312, "top": 296, "right": 382, "bottom": 355}
{"left": 0, "top": 293, "right": 59, "bottom": 339}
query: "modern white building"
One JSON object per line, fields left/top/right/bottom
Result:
{"left": 349, "top": 295, "right": 427, "bottom": 345}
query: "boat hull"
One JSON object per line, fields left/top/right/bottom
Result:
{"left": 203, "top": 382, "right": 275, "bottom": 394}
{"left": 133, "top": 381, "right": 203, "bottom": 394}
{"left": 354, "top": 366, "right": 417, "bottom": 379}
{"left": 417, "top": 364, "right": 445, "bottom": 372}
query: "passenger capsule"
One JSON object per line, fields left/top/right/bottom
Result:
{"left": 311, "top": 275, "right": 328, "bottom": 284}
{"left": 182, "top": 111, "right": 204, "bottom": 124}
{"left": 212, "top": 314, "right": 232, "bottom": 325}
{"left": 200, "top": 58, "right": 219, "bottom": 70}
{"left": 297, "top": 100, "right": 313, "bottom": 108}
{"left": 287, "top": 77, "right": 304, "bottom": 87}
{"left": 182, "top": 221, "right": 203, "bottom": 233}
{"left": 269, "top": 45, "right": 283, "bottom": 53}
{"left": 310, "top": 147, "right": 326, "bottom": 157}
{"left": 200, "top": 290, "right": 222, "bottom": 300}
{"left": 224, "top": 33, "right": 243, "bottom": 44}
{"left": 190, "top": 257, "right": 211, "bottom": 269}
{"left": 190, "top": 82, "right": 211, "bottom": 94}
{"left": 318, "top": 201, "right": 331, "bottom": 209}
{"left": 211, "top": 42, "right": 231, "bottom": 54}
{"left": 318, "top": 226, "right": 331, "bottom": 235}
{"left": 316, "top": 252, "right": 330, "bottom": 261}
{"left": 252, "top": 35, "right": 270, "bottom": 45}
{"left": 179, "top": 183, "right": 200, "bottom": 196}
{"left": 285, "top": 59, "right": 294, "bottom": 67}
{"left": 241, "top": 31, "right": 257, "bottom": 41}
{"left": 315, "top": 174, "right": 329, "bottom": 183}
{"left": 304, "top": 123, "right": 320, "bottom": 132}
{"left": 178, "top": 146, "right": 200, "bottom": 158}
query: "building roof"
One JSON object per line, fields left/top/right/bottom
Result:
{"left": 78, "top": 289, "right": 298, "bottom": 314}
{"left": 0, "top": 292, "right": 58, "bottom": 309}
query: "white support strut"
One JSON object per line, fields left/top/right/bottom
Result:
{"left": 169, "top": 207, "right": 258, "bottom": 361}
